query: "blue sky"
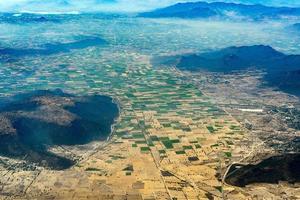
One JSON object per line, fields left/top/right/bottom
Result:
{"left": 0, "top": 0, "right": 300, "bottom": 13}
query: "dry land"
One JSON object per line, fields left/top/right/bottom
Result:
{"left": 0, "top": 53, "right": 299, "bottom": 199}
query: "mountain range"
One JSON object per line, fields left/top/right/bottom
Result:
{"left": 153, "top": 45, "right": 300, "bottom": 96}
{"left": 0, "top": 89, "right": 119, "bottom": 169}
{"left": 0, "top": 36, "right": 107, "bottom": 63}
{"left": 291, "top": 23, "right": 300, "bottom": 31}
{"left": 139, "top": 2, "right": 300, "bottom": 20}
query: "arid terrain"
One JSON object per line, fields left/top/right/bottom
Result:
{"left": 0, "top": 6, "right": 300, "bottom": 199}
{"left": 1, "top": 55, "right": 299, "bottom": 199}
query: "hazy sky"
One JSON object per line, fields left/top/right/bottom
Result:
{"left": 0, "top": 0, "right": 300, "bottom": 13}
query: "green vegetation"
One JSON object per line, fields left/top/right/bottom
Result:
{"left": 211, "top": 144, "right": 219, "bottom": 148}
{"left": 163, "top": 123, "right": 172, "bottom": 127}
{"left": 85, "top": 168, "right": 102, "bottom": 172}
{"left": 132, "top": 143, "right": 138, "bottom": 147}
{"left": 150, "top": 135, "right": 159, "bottom": 141}
{"left": 182, "top": 127, "right": 192, "bottom": 132}
{"left": 116, "top": 131, "right": 127, "bottom": 137}
{"left": 183, "top": 145, "right": 193, "bottom": 150}
{"left": 224, "top": 152, "right": 232, "bottom": 158}
{"left": 207, "top": 126, "right": 216, "bottom": 133}
{"left": 135, "top": 140, "right": 147, "bottom": 144}
{"left": 147, "top": 139, "right": 155, "bottom": 146}
{"left": 226, "top": 140, "right": 234, "bottom": 145}
{"left": 162, "top": 140, "right": 174, "bottom": 149}
{"left": 170, "top": 139, "right": 180, "bottom": 143}
{"left": 215, "top": 186, "right": 223, "bottom": 193}
{"left": 175, "top": 150, "right": 185, "bottom": 155}
{"left": 140, "top": 147, "right": 150, "bottom": 152}
{"left": 230, "top": 125, "right": 240, "bottom": 130}
{"left": 158, "top": 150, "right": 166, "bottom": 154}
{"left": 132, "top": 134, "right": 144, "bottom": 139}
{"left": 126, "top": 172, "right": 131, "bottom": 176}
{"left": 159, "top": 137, "right": 169, "bottom": 141}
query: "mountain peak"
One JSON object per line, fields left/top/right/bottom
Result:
{"left": 139, "top": 1, "right": 300, "bottom": 20}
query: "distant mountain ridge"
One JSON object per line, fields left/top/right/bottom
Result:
{"left": 154, "top": 45, "right": 300, "bottom": 71}
{"left": 0, "top": 36, "right": 107, "bottom": 63}
{"left": 0, "top": 13, "right": 60, "bottom": 24}
{"left": 176, "top": 45, "right": 300, "bottom": 72}
{"left": 291, "top": 23, "right": 300, "bottom": 31}
{"left": 139, "top": 2, "right": 300, "bottom": 20}
{"left": 153, "top": 45, "right": 300, "bottom": 96}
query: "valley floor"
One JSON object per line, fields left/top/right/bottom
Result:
{"left": 1, "top": 53, "right": 300, "bottom": 200}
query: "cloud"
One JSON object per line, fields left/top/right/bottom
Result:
{"left": 0, "top": 0, "right": 300, "bottom": 13}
